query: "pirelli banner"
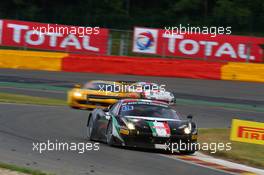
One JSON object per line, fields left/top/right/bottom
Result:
{"left": 132, "top": 27, "right": 264, "bottom": 62}
{"left": 230, "top": 119, "right": 264, "bottom": 145}
{"left": 0, "top": 19, "right": 109, "bottom": 54}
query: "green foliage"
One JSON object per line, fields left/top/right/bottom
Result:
{"left": 213, "top": 0, "right": 252, "bottom": 32}
{"left": 0, "top": 0, "right": 263, "bottom": 35}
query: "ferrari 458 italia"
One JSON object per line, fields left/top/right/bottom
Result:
{"left": 86, "top": 99, "right": 197, "bottom": 154}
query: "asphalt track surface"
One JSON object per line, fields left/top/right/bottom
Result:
{"left": 1, "top": 68, "right": 264, "bottom": 103}
{"left": 0, "top": 68, "right": 264, "bottom": 175}
{"left": 0, "top": 103, "right": 235, "bottom": 175}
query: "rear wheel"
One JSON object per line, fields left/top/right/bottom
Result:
{"left": 106, "top": 120, "right": 115, "bottom": 146}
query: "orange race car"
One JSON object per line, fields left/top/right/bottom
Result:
{"left": 67, "top": 80, "right": 140, "bottom": 109}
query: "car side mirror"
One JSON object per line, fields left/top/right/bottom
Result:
{"left": 74, "top": 84, "right": 81, "bottom": 88}
{"left": 187, "top": 115, "right": 193, "bottom": 120}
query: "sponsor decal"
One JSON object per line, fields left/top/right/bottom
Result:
{"left": 121, "top": 105, "right": 134, "bottom": 111}
{"left": 0, "top": 19, "right": 109, "bottom": 54}
{"left": 147, "top": 121, "right": 171, "bottom": 137}
{"left": 133, "top": 27, "right": 158, "bottom": 54}
{"left": 132, "top": 27, "right": 264, "bottom": 62}
{"left": 230, "top": 119, "right": 264, "bottom": 145}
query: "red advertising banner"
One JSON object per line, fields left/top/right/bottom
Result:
{"left": 133, "top": 27, "right": 264, "bottom": 62}
{"left": 0, "top": 19, "right": 109, "bottom": 54}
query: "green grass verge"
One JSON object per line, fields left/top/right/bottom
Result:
{"left": 0, "top": 162, "right": 53, "bottom": 175}
{"left": 199, "top": 128, "right": 264, "bottom": 169}
{"left": 0, "top": 92, "right": 66, "bottom": 106}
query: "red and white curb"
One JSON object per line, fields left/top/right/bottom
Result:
{"left": 162, "top": 152, "right": 264, "bottom": 175}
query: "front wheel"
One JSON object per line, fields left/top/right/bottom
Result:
{"left": 70, "top": 106, "right": 80, "bottom": 109}
{"left": 179, "top": 150, "right": 196, "bottom": 155}
{"left": 179, "top": 141, "right": 197, "bottom": 155}
{"left": 106, "top": 120, "right": 115, "bottom": 146}
{"left": 86, "top": 116, "right": 94, "bottom": 141}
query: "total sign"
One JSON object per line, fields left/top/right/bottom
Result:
{"left": 0, "top": 19, "right": 109, "bottom": 54}
{"left": 133, "top": 27, "right": 264, "bottom": 62}
{"left": 132, "top": 27, "right": 158, "bottom": 54}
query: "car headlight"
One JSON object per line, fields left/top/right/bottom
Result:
{"left": 73, "top": 92, "right": 82, "bottom": 97}
{"left": 184, "top": 127, "right": 191, "bottom": 134}
{"left": 127, "top": 122, "right": 135, "bottom": 130}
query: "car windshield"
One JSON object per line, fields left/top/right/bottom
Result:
{"left": 119, "top": 102, "right": 180, "bottom": 119}
{"left": 83, "top": 82, "right": 121, "bottom": 92}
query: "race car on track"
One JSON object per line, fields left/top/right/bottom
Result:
{"left": 68, "top": 80, "right": 175, "bottom": 110}
{"left": 86, "top": 99, "right": 198, "bottom": 154}
{"left": 67, "top": 80, "right": 140, "bottom": 109}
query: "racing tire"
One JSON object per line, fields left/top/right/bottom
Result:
{"left": 86, "top": 116, "right": 95, "bottom": 141}
{"left": 179, "top": 142, "right": 197, "bottom": 155}
{"left": 70, "top": 106, "right": 80, "bottom": 109}
{"left": 106, "top": 120, "right": 115, "bottom": 146}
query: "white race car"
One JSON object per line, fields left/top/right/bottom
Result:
{"left": 129, "top": 82, "right": 175, "bottom": 104}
